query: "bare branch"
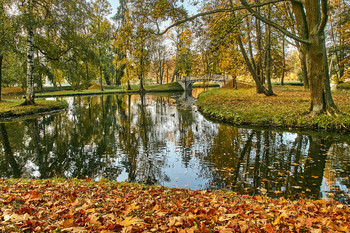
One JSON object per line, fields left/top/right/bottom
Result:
{"left": 156, "top": 0, "right": 293, "bottom": 36}
{"left": 239, "top": 0, "right": 311, "bottom": 44}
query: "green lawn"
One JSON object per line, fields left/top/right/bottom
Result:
{"left": 0, "top": 99, "right": 67, "bottom": 118}
{"left": 197, "top": 87, "right": 350, "bottom": 131}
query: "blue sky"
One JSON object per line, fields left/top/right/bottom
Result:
{"left": 106, "top": 0, "right": 118, "bottom": 19}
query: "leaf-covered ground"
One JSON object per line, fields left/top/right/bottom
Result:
{"left": 0, "top": 179, "right": 349, "bottom": 232}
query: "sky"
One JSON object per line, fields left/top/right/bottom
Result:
{"left": 107, "top": 0, "right": 119, "bottom": 16}
{"left": 106, "top": 0, "right": 119, "bottom": 18}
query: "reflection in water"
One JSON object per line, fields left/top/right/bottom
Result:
{"left": 0, "top": 93, "right": 349, "bottom": 204}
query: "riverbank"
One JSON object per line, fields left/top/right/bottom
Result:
{"left": 0, "top": 179, "right": 348, "bottom": 232}
{"left": 0, "top": 99, "right": 67, "bottom": 119}
{"left": 35, "top": 82, "right": 184, "bottom": 98}
{"left": 0, "top": 83, "right": 182, "bottom": 118}
{"left": 197, "top": 87, "right": 350, "bottom": 131}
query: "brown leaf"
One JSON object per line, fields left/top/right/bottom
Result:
{"left": 4, "top": 213, "right": 31, "bottom": 223}
{"left": 168, "top": 216, "right": 185, "bottom": 227}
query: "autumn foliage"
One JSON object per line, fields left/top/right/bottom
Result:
{"left": 0, "top": 179, "right": 349, "bottom": 232}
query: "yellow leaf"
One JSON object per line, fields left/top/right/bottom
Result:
{"left": 118, "top": 216, "right": 144, "bottom": 227}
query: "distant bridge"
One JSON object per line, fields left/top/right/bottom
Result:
{"left": 178, "top": 75, "right": 230, "bottom": 91}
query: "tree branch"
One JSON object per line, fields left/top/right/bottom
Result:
{"left": 317, "top": 0, "right": 328, "bottom": 34}
{"left": 239, "top": 0, "right": 311, "bottom": 44}
{"left": 35, "top": 45, "right": 74, "bottom": 61}
{"left": 155, "top": 0, "right": 293, "bottom": 36}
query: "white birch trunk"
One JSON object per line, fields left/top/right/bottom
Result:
{"left": 25, "top": 0, "right": 35, "bottom": 104}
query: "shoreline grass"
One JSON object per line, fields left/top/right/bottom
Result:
{"left": 197, "top": 87, "right": 350, "bottom": 131}
{"left": 0, "top": 178, "right": 348, "bottom": 232}
{"left": 0, "top": 99, "right": 67, "bottom": 119}
{"left": 35, "top": 82, "right": 184, "bottom": 98}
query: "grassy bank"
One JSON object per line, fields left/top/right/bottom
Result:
{"left": 337, "top": 82, "right": 350, "bottom": 90}
{"left": 0, "top": 179, "right": 348, "bottom": 232}
{"left": 35, "top": 82, "right": 184, "bottom": 98}
{"left": 197, "top": 87, "right": 350, "bottom": 131}
{"left": 145, "top": 82, "right": 184, "bottom": 92}
{"left": 0, "top": 99, "right": 67, "bottom": 118}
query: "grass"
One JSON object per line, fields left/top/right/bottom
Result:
{"left": 35, "top": 82, "right": 185, "bottom": 98}
{"left": 0, "top": 99, "right": 67, "bottom": 119}
{"left": 193, "top": 82, "right": 220, "bottom": 88}
{"left": 337, "top": 82, "right": 350, "bottom": 90}
{"left": 145, "top": 82, "right": 184, "bottom": 92}
{"left": 197, "top": 86, "right": 350, "bottom": 131}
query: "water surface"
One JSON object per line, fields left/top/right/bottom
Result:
{"left": 0, "top": 92, "right": 349, "bottom": 204}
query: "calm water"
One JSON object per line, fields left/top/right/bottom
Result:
{"left": 0, "top": 92, "right": 349, "bottom": 204}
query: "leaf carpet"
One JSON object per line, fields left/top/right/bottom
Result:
{"left": 0, "top": 179, "right": 349, "bottom": 232}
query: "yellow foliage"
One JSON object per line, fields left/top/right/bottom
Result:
{"left": 340, "top": 68, "right": 350, "bottom": 82}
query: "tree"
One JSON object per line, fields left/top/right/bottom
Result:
{"left": 153, "top": 0, "right": 337, "bottom": 114}
{"left": 0, "top": 0, "right": 18, "bottom": 101}
{"left": 91, "top": 0, "right": 113, "bottom": 91}
{"left": 8, "top": 0, "right": 94, "bottom": 104}
{"left": 328, "top": 0, "right": 350, "bottom": 81}
{"left": 170, "top": 25, "right": 193, "bottom": 81}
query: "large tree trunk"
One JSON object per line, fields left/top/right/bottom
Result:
{"left": 306, "top": 9, "right": 335, "bottom": 113}
{"left": 292, "top": 0, "right": 336, "bottom": 114}
{"left": 306, "top": 35, "right": 329, "bottom": 113}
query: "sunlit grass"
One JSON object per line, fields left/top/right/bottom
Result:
{"left": 338, "top": 82, "right": 350, "bottom": 90}
{"left": 145, "top": 82, "right": 183, "bottom": 92}
{"left": 197, "top": 87, "right": 350, "bottom": 131}
{"left": 0, "top": 99, "right": 67, "bottom": 118}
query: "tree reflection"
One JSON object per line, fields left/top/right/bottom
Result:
{"left": 0, "top": 94, "right": 348, "bottom": 203}
{"left": 0, "top": 123, "right": 21, "bottom": 177}
{"left": 204, "top": 126, "right": 348, "bottom": 201}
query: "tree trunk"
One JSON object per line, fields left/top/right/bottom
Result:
{"left": 281, "top": 37, "right": 285, "bottom": 86}
{"left": 292, "top": 0, "right": 335, "bottom": 114}
{"left": 127, "top": 80, "right": 131, "bottom": 90}
{"left": 237, "top": 35, "right": 274, "bottom": 96}
{"left": 299, "top": 51, "right": 309, "bottom": 89}
{"left": 255, "top": 15, "right": 264, "bottom": 93}
{"left": 246, "top": 18, "right": 257, "bottom": 71}
{"left": 0, "top": 54, "right": 3, "bottom": 101}
{"left": 265, "top": 6, "right": 273, "bottom": 93}
{"left": 99, "top": 49, "right": 104, "bottom": 91}
{"left": 172, "top": 67, "right": 178, "bottom": 83}
{"left": 24, "top": 21, "right": 35, "bottom": 105}
{"left": 100, "top": 66, "right": 103, "bottom": 91}
{"left": 306, "top": 14, "right": 335, "bottom": 113}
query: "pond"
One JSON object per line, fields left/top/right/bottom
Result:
{"left": 0, "top": 91, "right": 349, "bottom": 204}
